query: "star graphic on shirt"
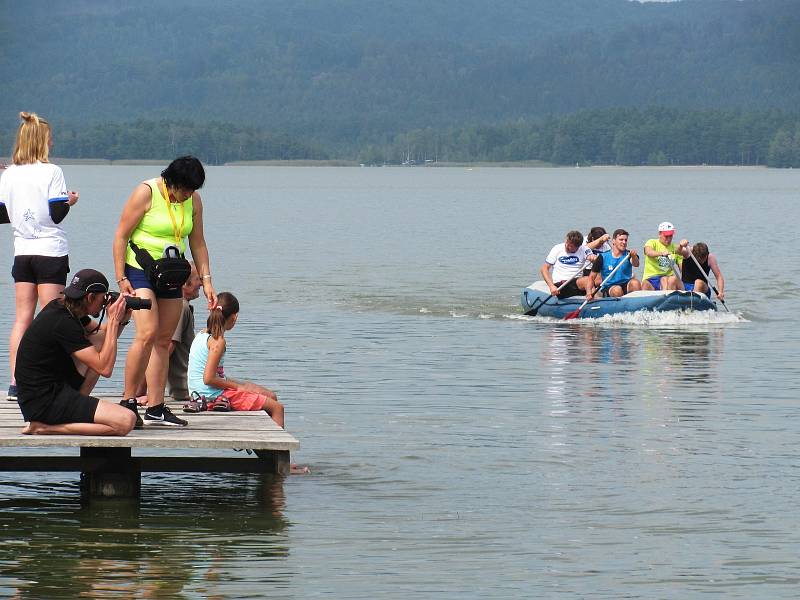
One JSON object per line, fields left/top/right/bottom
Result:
{"left": 23, "top": 209, "right": 35, "bottom": 222}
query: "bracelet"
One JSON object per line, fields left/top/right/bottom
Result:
{"left": 201, "top": 275, "right": 212, "bottom": 280}
{"left": 117, "top": 276, "right": 128, "bottom": 284}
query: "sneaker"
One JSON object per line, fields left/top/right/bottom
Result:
{"left": 207, "top": 396, "right": 231, "bottom": 412}
{"left": 120, "top": 397, "right": 144, "bottom": 429}
{"left": 182, "top": 392, "right": 207, "bottom": 413}
{"left": 144, "top": 403, "right": 188, "bottom": 426}
{"left": 6, "top": 385, "right": 17, "bottom": 401}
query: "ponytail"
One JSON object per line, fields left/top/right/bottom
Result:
{"left": 207, "top": 291, "right": 239, "bottom": 339}
{"left": 13, "top": 112, "right": 51, "bottom": 165}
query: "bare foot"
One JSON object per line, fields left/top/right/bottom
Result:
{"left": 290, "top": 464, "right": 310, "bottom": 475}
{"left": 21, "top": 421, "right": 44, "bottom": 435}
{"left": 136, "top": 395, "right": 148, "bottom": 406}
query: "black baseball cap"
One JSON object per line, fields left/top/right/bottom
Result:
{"left": 64, "top": 269, "right": 109, "bottom": 299}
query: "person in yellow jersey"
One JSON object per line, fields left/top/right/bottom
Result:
{"left": 641, "top": 221, "right": 688, "bottom": 291}
{"left": 112, "top": 156, "right": 217, "bottom": 427}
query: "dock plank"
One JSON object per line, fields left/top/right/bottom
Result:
{"left": 0, "top": 398, "right": 299, "bottom": 451}
{"left": 0, "top": 398, "right": 301, "bottom": 496}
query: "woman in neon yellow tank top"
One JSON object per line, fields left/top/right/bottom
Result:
{"left": 112, "top": 156, "right": 216, "bottom": 427}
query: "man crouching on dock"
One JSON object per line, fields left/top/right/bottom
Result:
{"left": 15, "top": 269, "right": 136, "bottom": 436}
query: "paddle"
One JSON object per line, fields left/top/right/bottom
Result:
{"left": 686, "top": 249, "right": 729, "bottom": 312}
{"left": 564, "top": 252, "right": 630, "bottom": 320}
{"left": 669, "top": 255, "right": 682, "bottom": 283}
{"left": 525, "top": 262, "right": 587, "bottom": 316}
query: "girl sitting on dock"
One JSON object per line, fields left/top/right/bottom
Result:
{"left": 187, "top": 292, "right": 285, "bottom": 427}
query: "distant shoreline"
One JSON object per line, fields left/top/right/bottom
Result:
{"left": 1, "top": 158, "right": 773, "bottom": 169}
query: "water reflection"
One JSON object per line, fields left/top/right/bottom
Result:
{"left": 0, "top": 474, "right": 290, "bottom": 599}
{"left": 539, "top": 325, "right": 580, "bottom": 401}
{"left": 640, "top": 328, "right": 724, "bottom": 390}
{"left": 540, "top": 326, "right": 638, "bottom": 401}
{"left": 539, "top": 324, "right": 725, "bottom": 405}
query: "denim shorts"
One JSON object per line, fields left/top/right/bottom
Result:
{"left": 124, "top": 265, "right": 182, "bottom": 299}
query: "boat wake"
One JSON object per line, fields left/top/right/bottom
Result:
{"left": 323, "top": 292, "right": 749, "bottom": 327}
{"left": 508, "top": 309, "right": 746, "bottom": 328}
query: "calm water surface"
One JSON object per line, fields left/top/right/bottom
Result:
{"left": 0, "top": 166, "right": 797, "bottom": 598}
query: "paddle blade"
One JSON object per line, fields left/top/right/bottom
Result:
{"left": 564, "top": 297, "right": 591, "bottom": 320}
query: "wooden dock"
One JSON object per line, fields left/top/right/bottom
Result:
{"left": 0, "top": 399, "right": 300, "bottom": 499}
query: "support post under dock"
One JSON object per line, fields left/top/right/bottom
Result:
{"left": 0, "top": 400, "right": 300, "bottom": 499}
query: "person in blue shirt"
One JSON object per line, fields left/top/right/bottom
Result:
{"left": 587, "top": 229, "right": 641, "bottom": 297}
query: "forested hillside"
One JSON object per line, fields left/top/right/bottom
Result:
{"left": 2, "top": 0, "right": 799, "bottom": 165}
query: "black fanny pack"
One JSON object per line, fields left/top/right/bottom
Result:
{"left": 129, "top": 240, "right": 191, "bottom": 292}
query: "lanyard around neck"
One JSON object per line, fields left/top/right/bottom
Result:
{"left": 160, "top": 178, "right": 186, "bottom": 245}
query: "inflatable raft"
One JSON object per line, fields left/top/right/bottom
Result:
{"left": 521, "top": 281, "right": 716, "bottom": 319}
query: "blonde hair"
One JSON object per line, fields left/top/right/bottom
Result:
{"left": 12, "top": 112, "right": 51, "bottom": 165}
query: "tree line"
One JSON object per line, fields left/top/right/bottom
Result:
{"left": 363, "top": 108, "right": 800, "bottom": 168}
{"left": 1, "top": 120, "right": 328, "bottom": 165}
{"left": 2, "top": 108, "right": 799, "bottom": 168}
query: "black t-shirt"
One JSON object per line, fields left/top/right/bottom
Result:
{"left": 682, "top": 256, "right": 710, "bottom": 283}
{"left": 15, "top": 299, "right": 92, "bottom": 412}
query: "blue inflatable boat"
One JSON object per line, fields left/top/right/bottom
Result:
{"left": 521, "top": 281, "right": 716, "bottom": 318}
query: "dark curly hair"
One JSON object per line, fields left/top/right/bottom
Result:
{"left": 161, "top": 156, "right": 205, "bottom": 191}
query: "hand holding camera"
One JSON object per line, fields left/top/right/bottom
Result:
{"left": 104, "top": 291, "right": 129, "bottom": 325}
{"left": 106, "top": 291, "right": 151, "bottom": 311}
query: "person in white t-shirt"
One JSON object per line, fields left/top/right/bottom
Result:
{"left": 582, "top": 226, "right": 612, "bottom": 276}
{"left": 540, "top": 230, "right": 609, "bottom": 298}
{"left": 0, "top": 112, "right": 79, "bottom": 400}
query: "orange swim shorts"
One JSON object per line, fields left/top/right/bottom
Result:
{"left": 220, "top": 388, "right": 267, "bottom": 411}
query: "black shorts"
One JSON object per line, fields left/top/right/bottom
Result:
{"left": 12, "top": 255, "right": 70, "bottom": 285}
{"left": 555, "top": 279, "right": 583, "bottom": 298}
{"left": 601, "top": 280, "right": 631, "bottom": 296}
{"left": 18, "top": 384, "right": 99, "bottom": 425}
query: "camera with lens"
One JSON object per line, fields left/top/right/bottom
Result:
{"left": 105, "top": 291, "right": 152, "bottom": 310}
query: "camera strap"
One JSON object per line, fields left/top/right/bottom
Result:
{"left": 87, "top": 306, "right": 105, "bottom": 335}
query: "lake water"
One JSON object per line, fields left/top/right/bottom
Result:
{"left": 0, "top": 166, "right": 797, "bottom": 598}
